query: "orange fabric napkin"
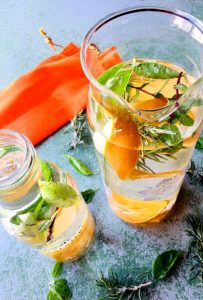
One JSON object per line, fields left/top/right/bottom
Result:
{"left": 0, "top": 43, "right": 121, "bottom": 145}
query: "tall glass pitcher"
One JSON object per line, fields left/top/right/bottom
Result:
{"left": 81, "top": 7, "right": 203, "bottom": 225}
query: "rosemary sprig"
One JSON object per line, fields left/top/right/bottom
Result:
{"left": 64, "top": 110, "right": 86, "bottom": 150}
{"left": 136, "top": 121, "right": 184, "bottom": 172}
{"left": 186, "top": 161, "right": 203, "bottom": 184}
{"left": 184, "top": 212, "right": 203, "bottom": 286}
{"left": 96, "top": 271, "right": 151, "bottom": 300}
{"left": 96, "top": 250, "right": 182, "bottom": 300}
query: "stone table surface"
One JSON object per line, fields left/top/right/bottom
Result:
{"left": 0, "top": 1, "right": 203, "bottom": 299}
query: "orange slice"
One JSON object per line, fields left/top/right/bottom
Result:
{"left": 104, "top": 117, "right": 140, "bottom": 179}
{"left": 109, "top": 191, "right": 169, "bottom": 224}
{"left": 44, "top": 209, "right": 95, "bottom": 262}
{"left": 134, "top": 96, "right": 168, "bottom": 110}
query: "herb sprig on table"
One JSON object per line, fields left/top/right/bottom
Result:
{"left": 185, "top": 212, "right": 203, "bottom": 286}
{"left": 96, "top": 250, "right": 182, "bottom": 300}
{"left": 196, "top": 137, "right": 203, "bottom": 149}
{"left": 64, "top": 110, "right": 86, "bottom": 151}
{"left": 186, "top": 161, "right": 203, "bottom": 185}
{"left": 47, "top": 262, "right": 72, "bottom": 300}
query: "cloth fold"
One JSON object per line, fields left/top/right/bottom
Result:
{"left": 0, "top": 43, "right": 121, "bottom": 145}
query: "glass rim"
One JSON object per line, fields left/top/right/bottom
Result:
{"left": 80, "top": 6, "right": 203, "bottom": 114}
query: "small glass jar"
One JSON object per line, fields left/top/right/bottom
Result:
{"left": 0, "top": 130, "right": 95, "bottom": 262}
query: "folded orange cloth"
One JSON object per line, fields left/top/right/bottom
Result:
{"left": 0, "top": 43, "right": 121, "bottom": 145}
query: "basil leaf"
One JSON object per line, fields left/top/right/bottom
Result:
{"left": 152, "top": 249, "right": 182, "bottom": 280}
{"left": 175, "top": 83, "right": 188, "bottom": 93}
{"left": 98, "top": 62, "right": 126, "bottom": 86}
{"left": 38, "top": 181, "right": 79, "bottom": 208}
{"left": 134, "top": 62, "right": 179, "bottom": 79}
{"left": 19, "top": 212, "right": 37, "bottom": 226}
{"left": 54, "top": 279, "right": 72, "bottom": 299}
{"left": 179, "top": 97, "right": 203, "bottom": 113}
{"left": 0, "top": 145, "right": 21, "bottom": 159}
{"left": 47, "top": 289, "right": 63, "bottom": 300}
{"left": 160, "top": 124, "right": 182, "bottom": 146}
{"left": 196, "top": 137, "right": 203, "bottom": 149}
{"left": 179, "top": 114, "right": 194, "bottom": 126}
{"left": 10, "top": 215, "right": 22, "bottom": 225}
{"left": 65, "top": 155, "right": 94, "bottom": 176}
{"left": 52, "top": 262, "right": 63, "bottom": 278}
{"left": 36, "top": 203, "right": 52, "bottom": 221}
{"left": 81, "top": 189, "right": 99, "bottom": 204}
{"left": 41, "top": 160, "right": 54, "bottom": 182}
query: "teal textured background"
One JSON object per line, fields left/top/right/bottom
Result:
{"left": 0, "top": 1, "right": 203, "bottom": 299}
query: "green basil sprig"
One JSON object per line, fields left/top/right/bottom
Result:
{"left": 81, "top": 189, "right": 99, "bottom": 204}
{"left": 65, "top": 155, "right": 94, "bottom": 176}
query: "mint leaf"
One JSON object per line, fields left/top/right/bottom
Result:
{"left": 98, "top": 62, "right": 126, "bottom": 87}
{"left": 0, "top": 145, "right": 21, "bottom": 159}
{"left": 175, "top": 83, "right": 188, "bottom": 93}
{"left": 36, "top": 204, "right": 52, "bottom": 221}
{"left": 19, "top": 212, "right": 37, "bottom": 226}
{"left": 196, "top": 137, "right": 203, "bottom": 149}
{"left": 10, "top": 215, "right": 22, "bottom": 225}
{"left": 152, "top": 250, "right": 182, "bottom": 280}
{"left": 52, "top": 262, "right": 63, "bottom": 278}
{"left": 160, "top": 124, "right": 182, "bottom": 146}
{"left": 81, "top": 189, "right": 99, "bottom": 204}
{"left": 134, "top": 62, "right": 179, "bottom": 79}
{"left": 41, "top": 160, "right": 54, "bottom": 182}
{"left": 54, "top": 279, "right": 72, "bottom": 299}
{"left": 38, "top": 181, "right": 79, "bottom": 208}
{"left": 47, "top": 289, "right": 63, "bottom": 300}
{"left": 65, "top": 155, "right": 94, "bottom": 176}
{"left": 179, "top": 114, "right": 194, "bottom": 126}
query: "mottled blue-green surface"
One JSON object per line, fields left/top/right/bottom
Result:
{"left": 0, "top": 1, "right": 203, "bottom": 299}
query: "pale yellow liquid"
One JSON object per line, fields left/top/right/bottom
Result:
{"left": 90, "top": 59, "right": 202, "bottom": 224}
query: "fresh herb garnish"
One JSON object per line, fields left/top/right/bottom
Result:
{"left": 137, "top": 122, "right": 183, "bottom": 173}
{"left": 64, "top": 110, "right": 86, "bottom": 151}
{"left": 64, "top": 155, "right": 94, "bottom": 176}
{"left": 186, "top": 161, "right": 203, "bottom": 184}
{"left": 133, "top": 62, "right": 179, "bottom": 79}
{"left": 38, "top": 181, "right": 80, "bottom": 208}
{"left": 185, "top": 212, "right": 203, "bottom": 286}
{"left": 81, "top": 189, "right": 99, "bottom": 204}
{"left": 41, "top": 160, "right": 54, "bottom": 181}
{"left": 47, "top": 262, "right": 72, "bottom": 300}
{"left": 196, "top": 137, "right": 203, "bottom": 149}
{"left": 51, "top": 262, "right": 63, "bottom": 278}
{"left": 152, "top": 250, "right": 182, "bottom": 280}
{"left": 0, "top": 145, "right": 21, "bottom": 159}
{"left": 96, "top": 249, "right": 182, "bottom": 299}
{"left": 47, "top": 279, "right": 72, "bottom": 300}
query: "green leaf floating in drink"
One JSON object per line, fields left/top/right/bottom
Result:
{"left": 40, "top": 160, "right": 54, "bottom": 181}
{"left": 134, "top": 62, "right": 179, "bottom": 79}
{"left": 159, "top": 123, "right": 182, "bottom": 146}
{"left": 38, "top": 180, "right": 80, "bottom": 208}
{"left": 152, "top": 249, "right": 182, "bottom": 280}
{"left": 0, "top": 145, "right": 21, "bottom": 159}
